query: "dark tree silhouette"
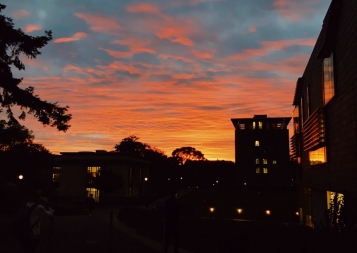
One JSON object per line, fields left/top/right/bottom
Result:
{"left": 113, "top": 135, "right": 149, "bottom": 158}
{"left": 0, "top": 120, "right": 34, "bottom": 151}
{"left": 0, "top": 4, "right": 71, "bottom": 131}
{"left": 171, "top": 146, "right": 206, "bottom": 165}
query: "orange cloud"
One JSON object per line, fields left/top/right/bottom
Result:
{"left": 12, "top": 9, "right": 30, "bottom": 19}
{"left": 25, "top": 25, "right": 42, "bottom": 33}
{"left": 75, "top": 13, "right": 122, "bottom": 35}
{"left": 249, "top": 26, "right": 256, "bottom": 33}
{"left": 111, "top": 39, "right": 156, "bottom": 54}
{"left": 54, "top": 32, "right": 87, "bottom": 43}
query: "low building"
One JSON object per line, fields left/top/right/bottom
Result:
{"left": 53, "top": 150, "right": 149, "bottom": 203}
{"left": 231, "top": 115, "right": 292, "bottom": 190}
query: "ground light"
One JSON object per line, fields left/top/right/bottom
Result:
{"left": 144, "top": 177, "right": 148, "bottom": 181}
{"left": 18, "top": 175, "right": 23, "bottom": 180}
{"left": 266, "top": 210, "right": 271, "bottom": 215}
{"left": 295, "top": 212, "right": 299, "bottom": 216}
{"left": 209, "top": 207, "right": 215, "bottom": 213}
{"left": 237, "top": 208, "right": 243, "bottom": 214}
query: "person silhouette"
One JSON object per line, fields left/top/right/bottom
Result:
{"left": 19, "top": 189, "right": 54, "bottom": 253}
{"left": 164, "top": 190, "right": 180, "bottom": 253}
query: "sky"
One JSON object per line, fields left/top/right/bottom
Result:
{"left": 1, "top": 0, "right": 331, "bottom": 161}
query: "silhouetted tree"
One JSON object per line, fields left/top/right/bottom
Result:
{"left": 171, "top": 146, "right": 206, "bottom": 165}
{"left": 113, "top": 135, "right": 149, "bottom": 158}
{"left": 0, "top": 120, "right": 34, "bottom": 151}
{"left": 0, "top": 4, "right": 71, "bottom": 131}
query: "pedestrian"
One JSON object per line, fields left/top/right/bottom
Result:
{"left": 87, "top": 194, "right": 95, "bottom": 216}
{"left": 19, "top": 189, "right": 54, "bottom": 253}
{"left": 164, "top": 190, "right": 180, "bottom": 253}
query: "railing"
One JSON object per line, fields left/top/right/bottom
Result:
{"left": 302, "top": 108, "right": 325, "bottom": 151}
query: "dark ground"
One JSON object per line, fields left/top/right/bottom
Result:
{"left": 0, "top": 212, "right": 159, "bottom": 253}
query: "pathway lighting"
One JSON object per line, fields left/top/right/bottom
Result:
{"left": 18, "top": 175, "right": 23, "bottom": 180}
{"left": 266, "top": 210, "right": 271, "bottom": 215}
{"left": 209, "top": 207, "right": 215, "bottom": 213}
{"left": 237, "top": 208, "right": 243, "bottom": 214}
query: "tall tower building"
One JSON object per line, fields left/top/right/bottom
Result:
{"left": 231, "top": 115, "right": 292, "bottom": 189}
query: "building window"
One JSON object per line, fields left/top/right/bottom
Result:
{"left": 309, "top": 147, "right": 326, "bottom": 165}
{"left": 52, "top": 167, "right": 61, "bottom": 182}
{"left": 86, "top": 188, "right": 100, "bottom": 202}
{"left": 255, "top": 140, "right": 259, "bottom": 146}
{"left": 256, "top": 168, "right": 260, "bottom": 173}
{"left": 253, "top": 122, "right": 256, "bottom": 129}
{"left": 263, "top": 159, "right": 267, "bottom": 164}
{"left": 258, "top": 122, "right": 263, "bottom": 129}
{"left": 263, "top": 168, "right": 268, "bottom": 174}
{"left": 255, "top": 158, "right": 259, "bottom": 164}
{"left": 323, "top": 53, "right": 335, "bottom": 105}
{"left": 272, "top": 160, "right": 277, "bottom": 164}
{"left": 88, "top": 166, "right": 101, "bottom": 177}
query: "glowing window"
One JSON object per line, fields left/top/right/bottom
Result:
{"left": 253, "top": 122, "right": 256, "bottom": 129}
{"left": 255, "top": 140, "right": 259, "bottom": 146}
{"left": 323, "top": 53, "right": 335, "bottom": 105}
{"left": 309, "top": 147, "right": 326, "bottom": 165}
{"left": 263, "top": 159, "right": 267, "bottom": 164}
{"left": 87, "top": 166, "right": 101, "bottom": 177}
{"left": 255, "top": 158, "right": 259, "bottom": 164}
{"left": 86, "top": 188, "right": 100, "bottom": 202}
{"left": 52, "top": 167, "right": 61, "bottom": 182}
{"left": 272, "top": 160, "right": 277, "bottom": 164}
{"left": 256, "top": 168, "right": 260, "bottom": 173}
{"left": 258, "top": 122, "right": 263, "bottom": 129}
{"left": 263, "top": 168, "right": 268, "bottom": 174}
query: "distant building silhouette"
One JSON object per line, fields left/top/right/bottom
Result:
{"left": 291, "top": 0, "right": 357, "bottom": 227}
{"left": 231, "top": 115, "right": 292, "bottom": 190}
{"left": 52, "top": 151, "right": 149, "bottom": 203}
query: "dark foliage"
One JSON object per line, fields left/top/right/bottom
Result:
{"left": 0, "top": 4, "right": 71, "bottom": 131}
{"left": 172, "top": 146, "right": 206, "bottom": 165}
{"left": 91, "top": 168, "right": 124, "bottom": 193}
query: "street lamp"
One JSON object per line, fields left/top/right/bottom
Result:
{"left": 18, "top": 175, "right": 24, "bottom": 180}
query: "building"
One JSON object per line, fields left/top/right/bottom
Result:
{"left": 291, "top": 0, "right": 357, "bottom": 227}
{"left": 53, "top": 150, "right": 149, "bottom": 203}
{"left": 231, "top": 115, "right": 292, "bottom": 190}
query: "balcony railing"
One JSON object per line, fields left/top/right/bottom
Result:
{"left": 302, "top": 108, "right": 325, "bottom": 151}
{"left": 290, "top": 132, "right": 301, "bottom": 159}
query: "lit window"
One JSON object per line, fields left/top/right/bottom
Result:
{"left": 259, "top": 122, "right": 263, "bottom": 129}
{"left": 52, "top": 167, "right": 61, "bottom": 182}
{"left": 263, "top": 168, "right": 268, "bottom": 173}
{"left": 253, "top": 122, "right": 256, "bottom": 129}
{"left": 272, "top": 160, "right": 277, "bottom": 164}
{"left": 255, "top": 158, "right": 259, "bottom": 164}
{"left": 86, "top": 188, "right": 100, "bottom": 202}
{"left": 263, "top": 159, "right": 267, "bottom": 164}
{"left": 309, "top": 147, "right": 326, "bottom": 165}
{"left": 87, "top": 166, "right": 101, "bottom": 177}
{"left": 256, "top": 168, "right": 260, "bottom": 173}
{"left": 255, "top": 140, "right": 259, "bottom": 146}
{"left": 323, "top": 53, "right": 335, "bottom": 105}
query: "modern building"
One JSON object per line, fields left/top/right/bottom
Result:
{"left": 291, "top": 0, "right": 357, "bottom": 227}
{"left": 53, "top": 150, "right": 149, "bottom": 203}
{"left": 231, "top": 115, "right": 292, "bottom": 189}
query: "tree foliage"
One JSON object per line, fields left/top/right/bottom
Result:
{"left": 0, "top": 120, "right": 34, "bottom": 151}
{"left": 0, "top": 4, "right": 71, "bottom": 131}
{"left": 172, "top": 146, "right": 206, "bottom": 165}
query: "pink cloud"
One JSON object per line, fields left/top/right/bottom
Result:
{"left": 249, "top": 26, "right": 256, "bottom": 33}
{"left": 111, "top": 39, "right": 156, "bottom": 54}
{"left": 75, "top": 13, "right": 122, "bottom": 35}
{"left": 25, "top": 24, "right": 42, "bottom": 33}
{"left": 54, "top": 32, "right": 87, "bottom": 43}
{"left": 99, "top": 48, "right": 134, "bottom": 58}
{"left": 191, "top": 49, "right": 216, "bottom": 59}
{"left": 126, "top": 3, "right": 161, "bottom": 14}
{"left": 272, "top": 0, "right": 322, "bottom": 22}
{"left": 12, "top": 9, "right": 30, "bottom": 19}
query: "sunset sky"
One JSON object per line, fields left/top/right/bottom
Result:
{"left": 2, "top": 0, "right": 331, "bottom": 161}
